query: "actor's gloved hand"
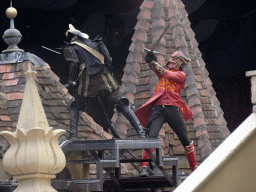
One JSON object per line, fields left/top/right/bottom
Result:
{"left": 68, "top": 80, "right": 77, "bottom": 86}
{"left": 144, "top": 51, "right": 157, "bottom": 63}
{"left": 67, "top": 80, "right": 77, "bottom": 96}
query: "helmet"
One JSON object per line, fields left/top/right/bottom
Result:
{"left": 169, "top": 51, "right": 190, "bottom": 64}
{"left": 166, "top": 51, "right": 190, "bottom": 70}
{"left": 65, "top": 24, "right": 89, "bottom": 39}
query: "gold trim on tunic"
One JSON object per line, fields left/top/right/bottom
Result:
{"left": 71, "top": 41, "right": 104, "bottom": 64}
{"left": 101, "top": 73, "right": 112, "bottom": 93}
{"left": 107, "top": 73, "right": 118, "bottom": 90}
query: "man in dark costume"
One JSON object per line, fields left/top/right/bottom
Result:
{"left": 134, "top": 51, "right": 197, "bottom": 176}
{"left": 62, "top": 24, "right": 145, "bottom": 139}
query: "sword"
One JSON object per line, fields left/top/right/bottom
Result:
{"left": 144, "top": 21, "right": 171, "bottom": 53}
{"left": 41, "top": 46, "right": 61, "bottom": 54}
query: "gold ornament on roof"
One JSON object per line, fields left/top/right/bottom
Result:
{"left": 6, "top": 7, "right": 17, "bottom": 19}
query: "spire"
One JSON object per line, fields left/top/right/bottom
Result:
{"left": 2, "top": 0, "right": 24, "bottom": 53}
{"left": 16, "top": 64, "right": 49, "bottom": 132}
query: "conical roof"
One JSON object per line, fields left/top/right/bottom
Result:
{"left": 113, "top": 0, "right": 230, "bottom": 173}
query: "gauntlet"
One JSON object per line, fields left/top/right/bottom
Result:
{"left": 149, "top": 61, "right": 166, "bottom": 75}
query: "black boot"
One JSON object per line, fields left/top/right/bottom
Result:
{"left": 116, "top": 98, "right": 146, "bottom": 138}
{"left": 69, "top": 103, "right": 79, "bottom": 140}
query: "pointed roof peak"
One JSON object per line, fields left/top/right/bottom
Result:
{"left": 24, "top": 62, "right": 36, "bottom": 77}
{"left": 16, "top": 63, "right": 49, "bottom": 132}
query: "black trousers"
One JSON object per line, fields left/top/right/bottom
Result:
{"left": 147, "top": 105, "right": 191, "bottom": 148}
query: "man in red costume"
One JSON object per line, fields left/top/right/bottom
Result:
{"left": 135, "top": 51, "right": 197, "bottom": 176}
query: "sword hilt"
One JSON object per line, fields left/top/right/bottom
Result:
{"left": 144, "top": 48, "right": 159, "bottom": 54}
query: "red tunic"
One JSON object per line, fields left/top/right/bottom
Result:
{"left": 134, "top": 67, "right": 193, "bottom": 128}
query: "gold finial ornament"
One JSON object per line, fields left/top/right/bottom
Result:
{"left": 6, "top": 7, "right": 17, "bottom": 19}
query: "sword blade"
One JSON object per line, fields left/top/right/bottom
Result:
{"left": 41, "top": 46, "right": 61, "bottom": 54}
{"left": 151, "top": 22, "right": 171, "bottom": 51}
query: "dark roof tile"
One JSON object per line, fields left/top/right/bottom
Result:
{"left": 210, "top": 96, "right": 220, "bottom": 106}
{"left": 6, "top": 100, "right": 22, "bottom": 108}
{"left": 199, "top": 90, "right": 209, "bottom": 97}
{"left": 0, "top": 121, "right": 12, "bottom": 127}
{"left": 51, "top": 111, "right": 63, "bottom": 119}
{"left": 140, "top": 0, "right": 154, "bottom": 9}
{"left": 126, "top": 74, "right": 137, "bottom": 84}
{"left": 183, "top": 17, "right": 191, "bottom": 26}
{"left": 47, "top": 119, "right": 60, "bottom": 126}
{"left": 132, "top": 30, "right": 147, "bottom": 43}
{"left": 7, "top": 107, "right": 20, "bottom": 114}
{"left": 47, "top": 86, "right": 59, "bottom": 92}
{"left": 208, "top": 132, "right": 224, "bottom": 140}
{"left": 134, "top": 20, "right": 148, "bottom": 31}
{"left": 152, "top": 18, "right": 166, "bottom": 28}
{"left": 60, "top": 113, "right": 69, "bottom": 120}
{"left": 37, "top": 77, "right": 52, "bottom": 85}
{"left": 152, "top": 7, "right": 166, "bottom": 18}
{"left": 194, "top": 75, "right": 204, "bottom": 82}
{"left": 47, "top": 100, "right": 58, "bottom": 106}
{"left": 18, "top": 77, "right": 26, "bottom": 84}
{"left": 63, "top": 120, "right": 69, "bottom": 126}
{"left": 50, "top": 92, "right": 62, "bottom": 99}
{"left": 59, "top": 85, "right": 68, "bottom": 94}
{"left": 54, "top": 99, "right": 66, "bottom": 106}
{"left": 208, "top": 86, "right": 216, "bottom": 96}
{"left": 188, "top": 95, "right": 201, "bottom": 107}
{"left": 36, "top": 71, "right": 48, "bottom": 78}
{"left": 9, "top": 114, "right": 19, "bottom": 122}
{"left": 49, "top": 71, "right": 60, "bottom": 82}
{"left": 167, "top": 7, "right": 179, "bottom": 17}
{"left": 40, "top": 92, "right": 52, "bottom": 100}
{"left": 202, "top": 104, "right": 214, "bottom": 111}
{"left": 175, "top": 37, "right": 187, "bottom": 48}
{"left": 138, "top": 77, "right": 151, "bottom": 86}
{"left": 166, "top": 0, "right": 176, "bottom": 8}
{"left": 203, "top": 111, "right": 217, "bottom": 118}
{"left": 191, "top": 106, "right": 203, "bottom": 117}
{"left": 0, "top": 109, "right": 8, "bottom": 115}
{"left": 46, "top": 112, "right": 55, "bottom": 120}
{"left": 4, "top": 84, "right": 25, "bottom": 94}
{"left": 78, "top": 125, "right": 95, "bottom": 132}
